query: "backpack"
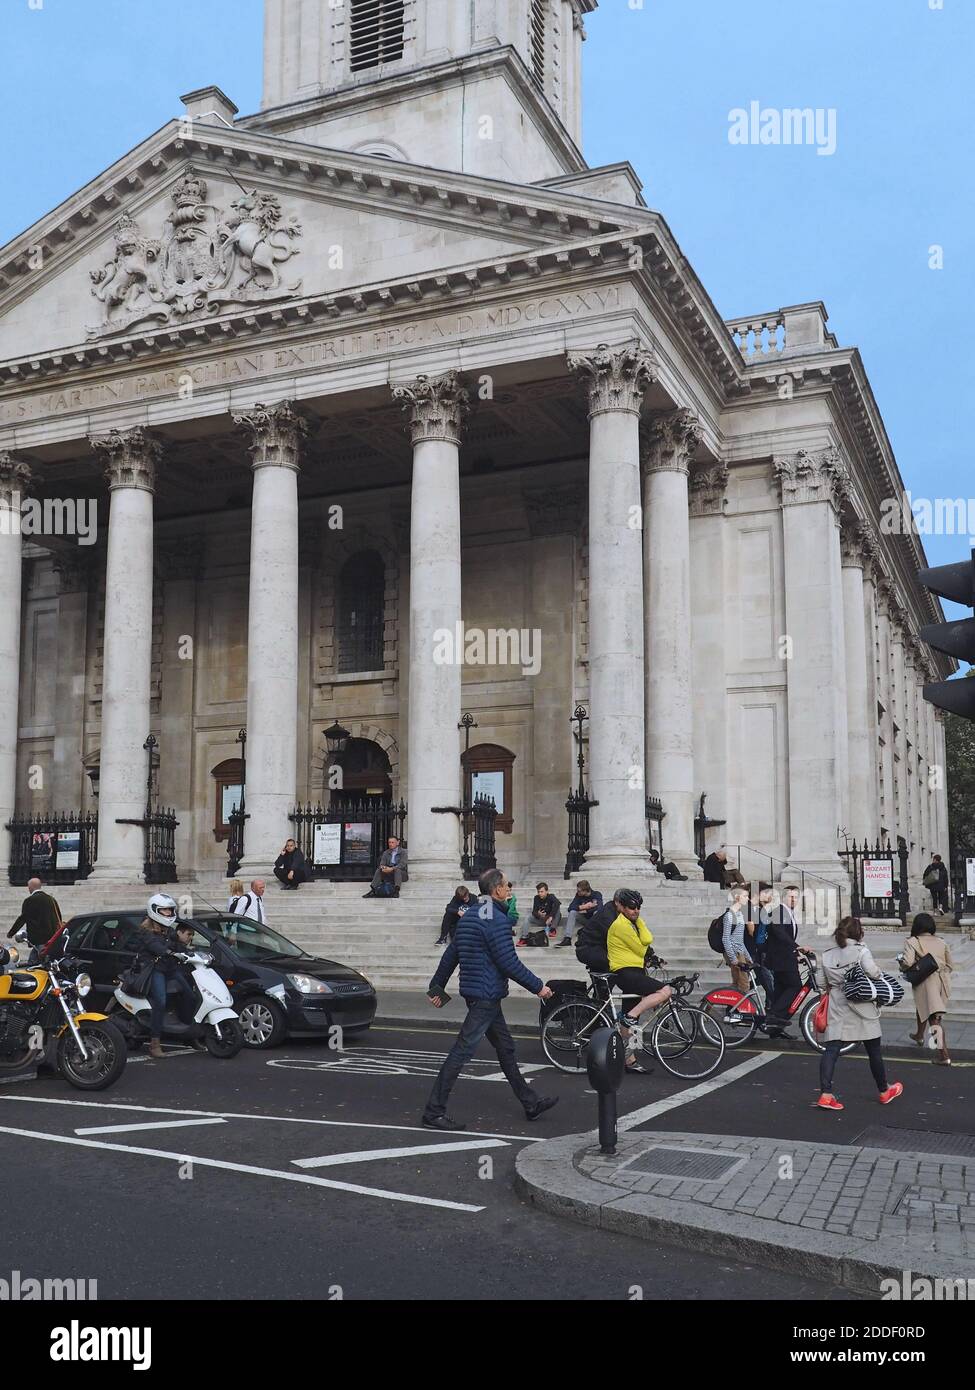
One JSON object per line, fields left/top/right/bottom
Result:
{"left": 707, "top": 913, "right": 727, "bottom": 954}
{"left": 524, "top": 929, "right": 549, "bottom": 948}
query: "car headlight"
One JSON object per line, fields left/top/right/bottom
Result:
{"left": 75, "top": 973, "right": 92, "bottom": 998}
{"left": 287, "top": 974, "right": 332, "bottom": 996}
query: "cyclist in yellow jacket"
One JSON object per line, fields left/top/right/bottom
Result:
{"left": 606, "top": 890, "right": 673, "bottom": 1055}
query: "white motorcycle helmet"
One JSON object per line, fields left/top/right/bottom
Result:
{"left": 147, "top": 893, "right": 178, "bottom": 927}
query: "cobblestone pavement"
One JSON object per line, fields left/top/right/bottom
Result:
{"left": 515, "top": 1128, "right": 975, "bottom": 1294}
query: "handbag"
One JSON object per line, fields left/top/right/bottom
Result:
{"left": 812, "top": 994, "right": 829, "bottom": 1033}
{"left": 842, "top": 955, "right": 904, "bottom": 1007}
{"left": 524, "top": 929, "right": 549, "bottom": 948}
{"left": 118, "top": 958, "right": 154, "bottom": 998}
{"left": 901, "top": 940, "right": 939, "bottom": 988}
{"left": 922, "top": 869, "right": 939, "bottom": 888}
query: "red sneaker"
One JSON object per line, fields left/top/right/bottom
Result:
{"left": 516, "top": 939, "right": 527, "bottom": 948}
{"left": 879, "top": 1082, "right": 904, "bottom": 1105}
{"left": 817, "top": 1095, "right": 844, "bottom": 1111}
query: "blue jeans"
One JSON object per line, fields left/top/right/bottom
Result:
{"left": 148, "top": 969, "right": 194, "bottom": 1036}
{"left": 424, "top": 999, "right": 538, "bottom": 1119}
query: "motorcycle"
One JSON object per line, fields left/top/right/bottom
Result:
{"left": 107, "top": 948, "right": 244, "bottom": 1059}
{"left": 0, "top": 942, "right": 128, "bottom": 1090}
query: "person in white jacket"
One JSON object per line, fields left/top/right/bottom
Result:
{"left": 816, "top": 917, "right": 903, "bottom": 1112}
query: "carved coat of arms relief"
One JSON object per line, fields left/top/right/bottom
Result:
{"left": 87, "top": 169, "right": 303, "bottom": 338}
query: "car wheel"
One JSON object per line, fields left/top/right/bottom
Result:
{"left": 238, "top": 998, "right": 287, "bottom": 1049}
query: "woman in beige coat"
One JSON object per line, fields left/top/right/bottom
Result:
{"left": 903, "top": 912, "right": 954, "bottom": 1064}
{"left": 817, "top": 917, "right": 903, "bottom": 1111}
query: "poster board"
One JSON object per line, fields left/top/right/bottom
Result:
{"left": 55, "top": 831, "right": 81, "bottom": 872}
{"left": 862, "top": 858, "right": 894, "bottom": 898}
{"left": 967, "top": 858, "right": 975, "bottom": 897}
{"left": 313, "top": 823, "right": 342, "bottom": 867}
{"left": 343, "top": 823, "right": 373, "bottom": 865}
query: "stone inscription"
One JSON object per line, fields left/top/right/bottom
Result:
{"left": 0, "top": 286, "right": 623, "bottom": 426}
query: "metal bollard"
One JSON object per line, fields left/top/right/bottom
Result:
{"left": 586, "top": 1027, "right": 625, "bottom": 1155}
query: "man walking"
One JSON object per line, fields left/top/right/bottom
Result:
{"left": 236, "top": 880, "right": 269, "bottom": 925}
{"left": 422, "top": 867, "right": 558, "bottom": 1131}
{"left": 364, "top": 837, "right": 408, "bottom": 898}
{"left": 7, "top": 877, "right": 62, "bottom": 949}
{"left": 922, "top": 854, "right": 950, "bottom": 913}
{"left": 764, "top": 884, "right": 802, "bottom": 1038}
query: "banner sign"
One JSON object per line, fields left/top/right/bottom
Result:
{"left": 862, "top": 858, "right": 894, "bottom": 898}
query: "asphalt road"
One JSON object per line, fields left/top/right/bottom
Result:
{"left": 2, "top": 1022, "right": 966, "bottom": 1302}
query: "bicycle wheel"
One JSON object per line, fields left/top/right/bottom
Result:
{"left": 541, "top": 1000, "right": 604, "bottom": 1073}
{"left": 798, "top": 996, "right": 856, "bottom": 1055}
{"left": 651, "top": 1003, "right": 725, "bottom": 1079}
{"left": 704, "top": 994, "right": 760, "bottom": 1048}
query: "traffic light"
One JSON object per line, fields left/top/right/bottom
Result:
{"left": 918, "top": 549, "right": 975, "bottom": 720}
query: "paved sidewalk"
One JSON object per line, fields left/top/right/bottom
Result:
{"left": 515, "top": 1127, "right": 975, "bottom": 1295}
{"left": 374, "top": 989, "right": 975, "bottom": 1051}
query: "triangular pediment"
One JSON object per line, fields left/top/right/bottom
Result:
{"left": 0, "top": 121, "right": 648, "bottom": 365}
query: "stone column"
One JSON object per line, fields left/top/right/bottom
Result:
{"left": 88, "top": 429, "right": 160, "bottom": 880}
{"left": 157, "top": 537, "right": 203, "bottom": 876}
{"left": 234, "top": 403, "right": 307, "bottom": 875}
{"left": 840, "top": 520, "right": 878, "bottom": 843}
{"left": 524, "top": 484, "right": 583, "bottom": 867}
{"left": 0, "top": 453, "right": 31, "bottom": 870}
{"left": 689, "top": 464, "right": 730, "bottom": 848}
{"left": 875, "top": 582, "right": 897, "bottom": 839}
{"left": 392, "top": 371, "right": 469, "bottom": 879}
{"left": 933, "top": 712, "right": 949, "bottom": 861}
{"left": 904, "top": 643, "right": 922, "bottom": 871}
{"left": 51, "top": 550, "right": 92, "bottom": 810}
{"left": 890, "top": 617, "right": 911, "bottom": 847}
{"left": 641, "top": 408, "right": 703, "bottom": 873}
{"left": 860, "top": 544, "right": 882, "bottom": 842}
{"left": 775, "top": 448, "right": 849, "bottom": 881}
{"left": 567, "top": 342, "right": 656, "bottom": 875}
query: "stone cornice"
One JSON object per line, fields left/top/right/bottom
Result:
{"left": 640, "top": 407, "right": 703, "bottom": 477}
{"left": 567, "top": 342, "right": 657, "bottom": 417}
{"left": 89, "top": 426, "right": 162, "bottom": 492}
{"left": 688, "top": 463, "right": 729, "bottom": 517}
{"left": 392, "top": 370, "right": 470, "bottom": 447}
{"left": 773, "top": 446, "right": 849, "bottom": 513}
{"left": 233, "top": 401, "right": 308, "bottom": 471}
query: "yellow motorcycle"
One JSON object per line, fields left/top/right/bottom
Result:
{"left": 0, "top": 943, "right": 127, "bottom": 1090}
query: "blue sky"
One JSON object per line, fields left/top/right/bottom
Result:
{"left": 1, "top": 0, "right": 972, "bottom": 622}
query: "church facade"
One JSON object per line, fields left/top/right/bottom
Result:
{"left": 0, "top": 0, "right": 953, "bottom": 894}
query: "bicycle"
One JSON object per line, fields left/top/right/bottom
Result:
{"left": 701, "top": 952, "right": 854, "bottom": 1055}
{"left": 540, "top": 969, "right": 726, "bottom": 1079}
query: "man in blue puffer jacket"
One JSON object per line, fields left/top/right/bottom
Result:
{"left": 422, "top": 867, "right": 558, "bottom": 1130}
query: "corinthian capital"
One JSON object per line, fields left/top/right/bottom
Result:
{"left": 89, "top": 427, "right": 162, "bottom": 492}
{"left": 688, "top": 462, "right": 730, "bottom": 516}
{"left": 839, "top": 517, "right": 877, "bottom": 570}
{"left": 773, "top": 446, "right": 849, "bottom": 513}
{"left": 233, "top": 401, "right": 308, "bottom": 471}
{"left": 640, "top": 408, "right": 704, "bottom": 477}
{"left": 0, "top": 451, "right": 32, "bottom": 508}
{"left": 392, "top": 370, "right": 470, "bottom": 446}
{"left": 567, "top": 341, "right": 657, "bottom": 418}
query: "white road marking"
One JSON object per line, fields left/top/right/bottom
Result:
{"left": 477, "top": 1063, "right": 551, "bottom": 1081}
{"left": 0, "top": 1094, "right": 540, "bottom": 1143}
{"left": 74, "top": 1118, "right": 227, "bottom": 1136}
{"left": 0, "top": 1123, "right": 485, "bottom": 1213}
{"left": 293, "top": 1138, "right": 508, "bottom": 1169}
{"left": 617, "top": 1052, "right": 780, "bottom": 1132}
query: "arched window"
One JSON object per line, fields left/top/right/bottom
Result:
{"left": 337, "top": 551, "right": 385, "bottom": 674}
{"left": 212, "top": 759, "right": 244, "bottom": 843}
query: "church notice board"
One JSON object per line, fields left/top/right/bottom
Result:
{"left": 967, "top": 858, "right": 975, "bottom": 897}
{"left": 313, "top": 823, "right": 342, "bottom": 867}
{"left": 862, "top": 858, "right": 895, "bottom": 898}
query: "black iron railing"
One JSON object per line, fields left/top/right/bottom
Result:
{"left": 6, "top": 810, "right": 98, "bottom": 886}
{"left": 290, "top": 799, "right": 408, "bottom": 881}
{"left": 470, "top": 793, "right": 497, "bottom": 879}
{"left": 838, "top": 837, "right": 909, "bottom": 924}
{"left": 144, "top": 809, "right": 179, "bottom": 884}
{"left": 646, "top": 796, "right": 665, "bottom": 864}
{"left": 564, "top": 788, "right": 598, "bottom": 879}
{"left": 227, "top": 805, "right": 247, "bottom": 879}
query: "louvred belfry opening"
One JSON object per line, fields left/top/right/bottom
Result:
{"left": 350, "top": 0, "right": 406, "bottom": 72}
{"left": 529, "top": 0, "right": 548, "bottom": 85}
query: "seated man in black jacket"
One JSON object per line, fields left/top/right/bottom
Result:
{"left": 274, "top": 839, "right": 309, "bottom": 890}
{"left": 702, "top": 848, "right": 746, "bottom": 889}
{"left": 575, "top": 894, "right": 625, "bottom": 974}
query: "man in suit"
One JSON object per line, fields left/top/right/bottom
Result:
{"left": 8, "top": 878, "right": 62, "bottom": 949}
{"left": 764, "top": 885, "right": 802, "bottom": 1038}
{"left": 364, "top": 837, "right": 408, "bottom": 898}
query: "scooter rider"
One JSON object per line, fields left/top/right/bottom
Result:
{"left": 135, "top": 894, "right": 196, "bottom": 1059}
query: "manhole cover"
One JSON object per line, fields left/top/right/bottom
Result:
{"left": 625, "top": 1146, "right": 744, "bottom": 1181}
{"left": 854, "top": 1127, "right": 975, "bottom": 1159}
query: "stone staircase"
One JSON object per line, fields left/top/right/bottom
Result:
{"left": 3, "top": 875, "right": 973, "bottom": 1021}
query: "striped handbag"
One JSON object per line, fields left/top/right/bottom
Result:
{"left": 842, "top": 957, "right": 905, "bottom": 1008}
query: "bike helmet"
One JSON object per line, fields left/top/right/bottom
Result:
{"left": 615, "top": 888, "right": 643, "bottom": 910}
{"left": 147, "top": 892, "right": 178, "bottom": 927}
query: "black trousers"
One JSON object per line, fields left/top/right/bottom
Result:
{"left": 424, "top": 999, "right": 537, "bottom": 1119}
{"left": 820, "top": 1036, "right": 887, "bottom": 1094}
{"left": 274, "top": 866, "right": 308, "bottom": 888}
{"left": 768, "top": 966, "right": 802, "bottom": 1024}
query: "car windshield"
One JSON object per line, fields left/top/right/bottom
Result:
{"left": 207, "top": 917, "right": 306, "bottom": 961}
